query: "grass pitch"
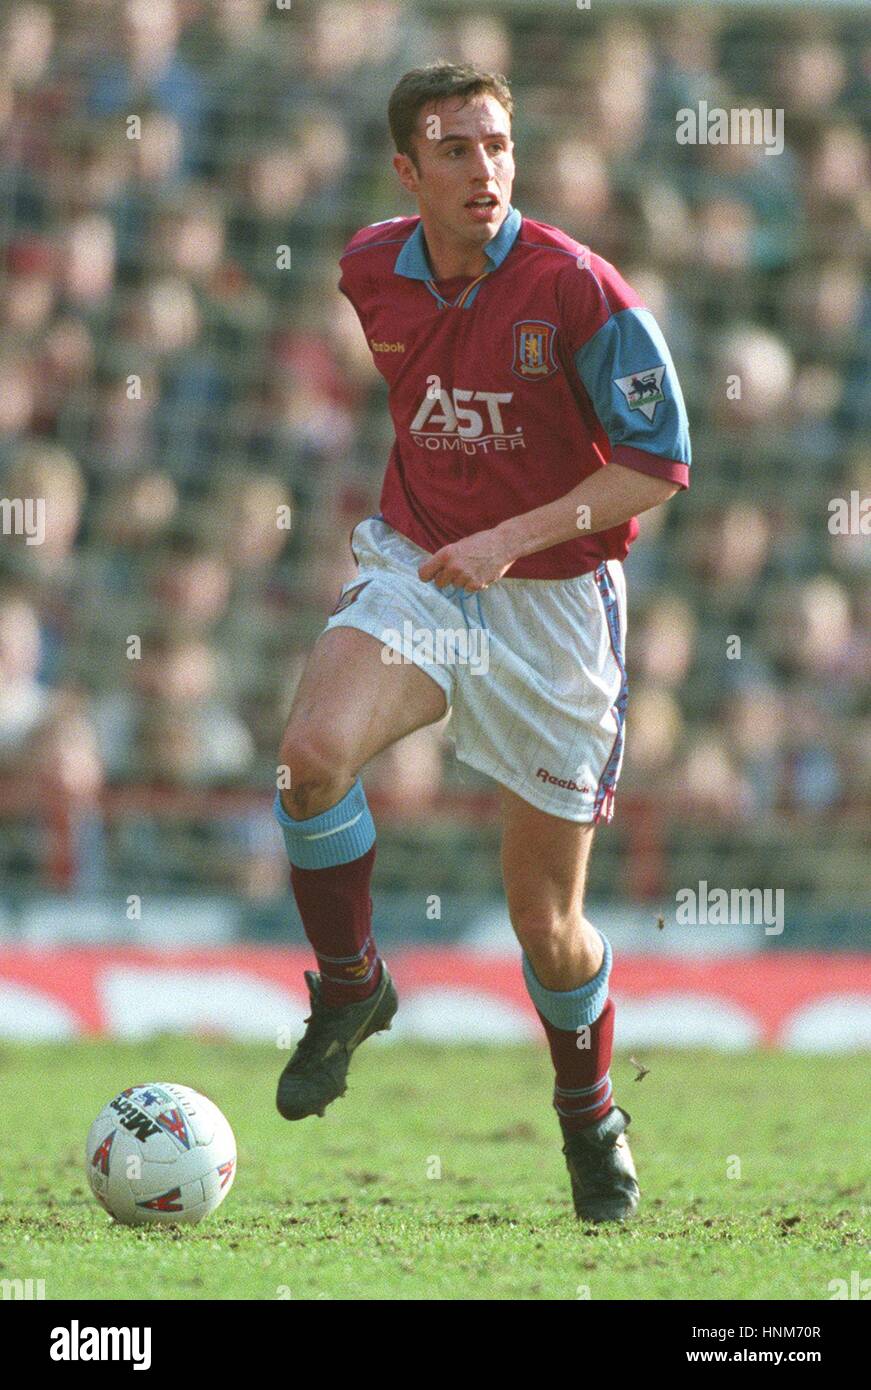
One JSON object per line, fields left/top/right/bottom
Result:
{"left": 0, "top": 1041, "right": 866, "bottom": 1301}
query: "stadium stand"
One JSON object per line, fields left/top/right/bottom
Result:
{"left": 0, "top": 0, "right": 867, "bottom": 925}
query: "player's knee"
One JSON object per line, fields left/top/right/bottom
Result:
{"left": 277, "top": 727, "right": 355, "bottom": 813}
{"left": 508, "top": 901, "right": 593, "bottom": 955}
{"left": 509, "top": 904, "right": 570, "bottom": 951}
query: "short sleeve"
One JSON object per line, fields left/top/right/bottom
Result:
{"left": 572, "top": 305, "right": 691, "bottom": 487}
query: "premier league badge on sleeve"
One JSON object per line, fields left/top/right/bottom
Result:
{"left": 512, "top": 320, "right": 558, "bottom": 379}
{"left": 614, "top": 366, "right": 666, "bottom": 420}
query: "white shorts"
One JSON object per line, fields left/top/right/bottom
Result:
{"left": 323, "top": 516, "right": 628, "bottom": 824}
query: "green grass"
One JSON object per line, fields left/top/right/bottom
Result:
{"left": 0, "top": 1041, "right": 867, "bottom": 1300}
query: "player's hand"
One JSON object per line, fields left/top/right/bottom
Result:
{"left": 417, "top": 528, "right": 516, "bottom": 594}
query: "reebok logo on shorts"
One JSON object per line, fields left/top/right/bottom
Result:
{"left": 536, "top": 767, "right": 591, "bottom": 794}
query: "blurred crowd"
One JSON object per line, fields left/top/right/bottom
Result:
{"left": 0, "top": 0, "right": 868, "bottom": 895}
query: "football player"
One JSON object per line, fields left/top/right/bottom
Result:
{"left": 273, "top": 64, "right": 690, "bottom": 1222}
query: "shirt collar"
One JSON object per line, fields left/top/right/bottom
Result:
{"left": 394, "top": 205, "right": 522, "bottom": 280}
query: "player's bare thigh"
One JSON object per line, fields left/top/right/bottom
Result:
{"left": 278, "top": 626, "right": 448, "bottom": 819}
{"left": 499, "top": 785, "right": 603, "bottom": 989}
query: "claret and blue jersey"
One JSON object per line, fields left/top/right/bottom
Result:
{"left": 338, "top": 205, "right": 691, "bottom": 580}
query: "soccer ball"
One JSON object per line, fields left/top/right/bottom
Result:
{"left": 85, "top": 1082, "right": 236, "bottom": 1226}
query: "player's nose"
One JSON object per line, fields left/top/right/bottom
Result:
{"left": 469, "top": 143, "right": 499, "bottom": 179}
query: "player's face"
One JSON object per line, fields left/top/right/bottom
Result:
{"left": 394, "top": 95, "right": 515, "bottom": 248}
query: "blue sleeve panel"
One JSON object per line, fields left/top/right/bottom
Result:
{"left": 573, "top": 307, "right": 691, "bottom": 467}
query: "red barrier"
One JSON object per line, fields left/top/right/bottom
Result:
{"left": 0, "top": 948, "right": 868, "bottom": 1049}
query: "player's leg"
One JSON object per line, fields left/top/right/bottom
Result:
{"left": 499, "top": 786, "right": 613, "bottom": 1131}
{"left": 499, "top": 785, "right": 638, "bottom": 1222}
{"left": 273, "top": 625, "right": 447, "bottom": 1120}
{"left": 499, "top": 786, "right": 602, "bottom": 989}
{"left": 278, "top": 623, "right": 448, "bottom": 819}
{"left": 277, "top": 623, "right": 445, "bottom": 1007}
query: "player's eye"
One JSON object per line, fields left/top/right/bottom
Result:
{"left": 443, "top": 141, "right": 506, "bottom": 158}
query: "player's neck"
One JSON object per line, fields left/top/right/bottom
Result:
{"left": 419, "top": 220, "right": 490, "bottom": 281}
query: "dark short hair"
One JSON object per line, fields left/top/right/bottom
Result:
{"left": 388, "top": 63, "right": 513, "bottom": 165}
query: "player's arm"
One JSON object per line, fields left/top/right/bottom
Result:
{"left": 418, "top": 465, "right": 677, "bottom": 591}
{"left": 494, "top": 463, "right": 679, "bottom": 563}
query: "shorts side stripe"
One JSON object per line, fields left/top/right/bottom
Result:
{"left": 592, "top": 562, "right": 628, "bottom": 823}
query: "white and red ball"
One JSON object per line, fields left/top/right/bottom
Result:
{"left": 85, "top": 1082, "right": 236, "bottom": 1226}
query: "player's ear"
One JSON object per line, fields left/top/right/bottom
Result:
{"left": 393, "top": 150, "right": 419, "bottom": 194}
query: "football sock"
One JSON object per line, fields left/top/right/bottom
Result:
{"left": 522, "top": 932, "right": 615, "bottom": 1134}
{"left": 274, "top": 780, "right": 382, "bottom": 1007}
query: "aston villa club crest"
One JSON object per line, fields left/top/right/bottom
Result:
{"left": 614, "top": 366, "right": 666, "bottom": 420}
{"left": 512, "top": 320, "right": 558, "bottom": 380}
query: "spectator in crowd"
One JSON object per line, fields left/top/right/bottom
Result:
{"left": 82, "top": 0, "right": 205, "bottom": 174}
{"left": 1, "top": 442, "right": 85, "bottom": 581}
{"left": 91, "top": 630, "right": 254, "bottom": 785}
{"left": 0, "top": 587, "right": 50, "bottom": 766}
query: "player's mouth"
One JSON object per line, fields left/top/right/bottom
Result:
{"left": 464, "top": 193, "right": 500, "bottom": 223}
